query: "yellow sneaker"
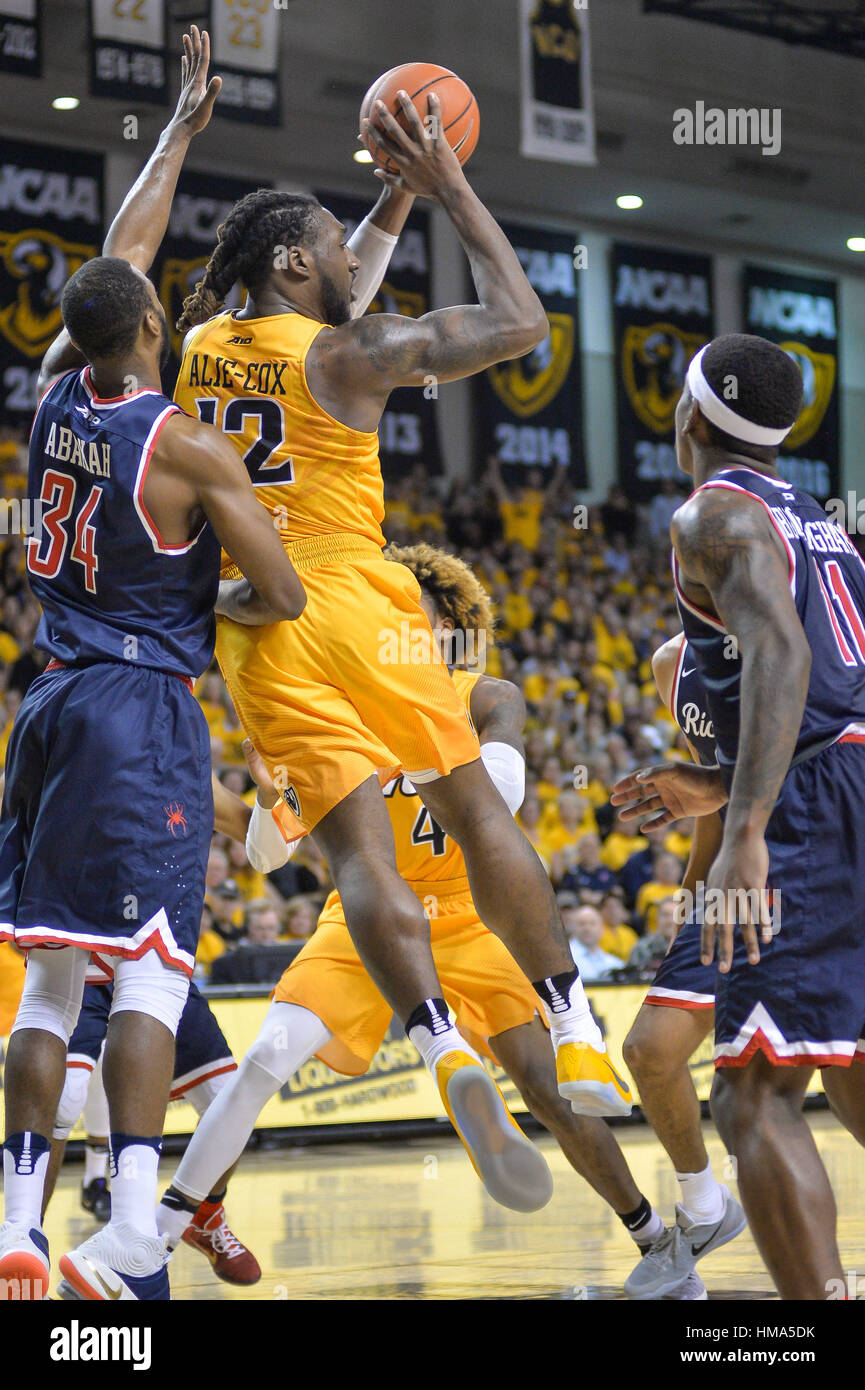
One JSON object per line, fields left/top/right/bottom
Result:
{"left": 556, "top": 1042, "right": 632, "bottom": 1117}
{"left": 436, "top": 1051, "right": 553, "bottom": 1213}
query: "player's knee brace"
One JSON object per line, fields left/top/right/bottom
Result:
{"left": 109, "top": 952, "right": 190, "bottom": 1036}
{"left": 11, "top": 945, "right": 88, "bottom": 1044}
{"left": 245, "top": 1002, "right": 331, "bottom": 1085}
{"left": 53, "top": 1065, "right": 91, "bottom": 1140}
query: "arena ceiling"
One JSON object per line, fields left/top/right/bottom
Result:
{"left": 643, "top": 2, "right": 865, "bottom": 61}
{"left": 4, "top": 0, "right": 865, "bottom": 273}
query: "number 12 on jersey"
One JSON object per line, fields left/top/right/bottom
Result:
{"left": 195, "top": 396, "right": 295, "bottom": 486}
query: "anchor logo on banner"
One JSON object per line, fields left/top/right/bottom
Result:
{"left": 779, "top": 340, "right": 836, "bottom": 450}
{"left": 488, "top": 312, "right": 574, "bottom": 419}
{"left": 621, "top": 322, "right": 707, "bottom": 435}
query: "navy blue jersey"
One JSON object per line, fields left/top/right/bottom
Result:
{"left": 670, "top": 637, "right": 717, "bottom": 768}
{"left": 27, "top": 367, "right": 220, "bottom": 679}
{"left": 674, "top": 466, "right": 865, "bottom": 772}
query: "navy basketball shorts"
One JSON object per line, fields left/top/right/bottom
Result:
{"left": 0, "top": 661, "right": 213, "bottom": 975}
{"left": 714, "top": 737, "right": 865, "bottom": 1069}
{"left": 67, "top": 981, "right": 235, "bottom": 1099}
{"left": 645, "top": 916, "right": 716, "bottom": 1011}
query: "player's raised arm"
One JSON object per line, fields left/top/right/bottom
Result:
{"left": 38, "top": 25, "right": 220, "bottom": 394}
{"left": 309, "top": 92, "right": 547, "bottom": 404}
{"left": 157, "top": 414, "right": 306, "bottom": 621}
{"left": 672, "top": 488, "right": 811, "bottom": 970}
{"left": 468, "top": 676, "right": 527, "bottom": 816}
{"left": 348, "top": 182, "right": 415, "bottom": 319}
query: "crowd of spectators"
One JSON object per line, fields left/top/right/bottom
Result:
{"left": 0, "top": 423, "right": 699, "bottom": 985}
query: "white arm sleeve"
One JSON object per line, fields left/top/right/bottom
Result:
{"left": 246, "top": 799, "right": 301, "bottom": 874}
{"left": 348, "top": 217, "right": 399, "bottom": 319}
{"left": 480, "top": 742, "right": 526, "bottom": 817}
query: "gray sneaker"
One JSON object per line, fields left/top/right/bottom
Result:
{"left": 665, "top": 1269, "right": 708, "bottom": 1300}
{"left": 625, "top": 1191, "right": 746, "bottom": 1299}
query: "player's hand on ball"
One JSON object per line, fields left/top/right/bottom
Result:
{"left": 701, "top": 831, "right": 772, "bottom": 972}
{"left": 611, "top": 761, "right": 728, "bottom": 828}
{"left": 243, "top": 738, "right": 280, "bottom": 811}
{"left": 172, "top": 24, "right": 222, "bottom": 137}
{"left": 364, "top": 92, "right": 464, "bottom": 200}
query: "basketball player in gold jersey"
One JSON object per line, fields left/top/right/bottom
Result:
{"left": 158, "top": 545, "right": 704, "bottom": 1296}
{"left": 170, "top": 92, "right": 629, "bottom": 1206}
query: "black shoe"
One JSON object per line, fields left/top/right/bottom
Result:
{"left": 80, "top": 1177, "right": 111, "bottom": 1222}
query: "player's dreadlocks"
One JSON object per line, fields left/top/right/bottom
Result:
{"left": 177, "top": 190, "right": 321, "bottom": 333}
{"left": 385, "top": 542, "right": 496, "bottom": 648}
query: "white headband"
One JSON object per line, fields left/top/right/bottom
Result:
{"left": 687, "top": 345, "right": 795, "bottom": 447}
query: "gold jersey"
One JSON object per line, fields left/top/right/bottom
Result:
{"left": 174, "top": 310, "right": 385, "bottom": 548}
{"left": 383, "top": 667, "right": 480, "bottom": 892}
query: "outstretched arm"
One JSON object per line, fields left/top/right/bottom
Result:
{"left": 307, "top": 92, "right": 547, "bottom": 414}
{"left": 157, "top": 414, "right": 305, "bottom": 621}
{"left": 348, "top": 183, "right": 415, "bottom": 319}
{"left": 38, "top": 25, "right": 220, "bottom": 394}
{"left": 673, "top": 488, "right": 811, "bottom": 970}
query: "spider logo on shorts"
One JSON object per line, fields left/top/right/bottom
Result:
{"left": 164, "top": 802, "right": 188, "bottom": 837}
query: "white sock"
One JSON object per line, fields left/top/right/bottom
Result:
{"left": 407, "top": 998, "right": 480, "bottom": 1073}
{"left": 2, "top": 1136, "right": 50, "bottom": 1226}
{"left": 160, "top": 1002, "right": 330, "bottom": 1232}
{"left": 543, "top": 976, "right": 604, "bottom": 1051}
{"left": 108, "top": 1140, "right": 160, "bottom": 1239}
{"left": 632, "top": 1208, "right": 665, "bottom": 1247}
{"left": 83, "top": 1142, "right": 108, "bottom": 1187}
{"left": 676, "top": 1162, "right": 726, "bottom": 1224}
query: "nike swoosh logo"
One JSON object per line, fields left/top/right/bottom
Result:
{"left": 681, "top": 668, "right": 695, "bottom": 679}
{"left": 85, "top": 1260, "right": 122, "bottom": 1300}
{"left": 690, "top": 1221, "right": 724, "bottom": 1257}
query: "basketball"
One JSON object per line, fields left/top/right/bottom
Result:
{"left": 360, "top": 61, "right": 480, "bottom": 172}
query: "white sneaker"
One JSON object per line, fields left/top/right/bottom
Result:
{"left": 0, "top": 1218, "right": 50, "bottom": 1300}
{"left": 59, "top": 1220, "right": 170, "bottom": 1301}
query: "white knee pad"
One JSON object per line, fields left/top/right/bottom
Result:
{"left": 109, "top": 952, "right": 190, "bottom": 1037}
{"left": 245, "top": 1002, "right": 332, "bottom": 1085}
{"left": 12, "top": 946, "right": 88, "bottom": 1045}
{"left": 53, "top": 1064, "right": 92, "bottom": 1140}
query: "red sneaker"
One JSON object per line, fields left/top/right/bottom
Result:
{"left": 182, "top": 1201, "right": 261, "bottom": 1286}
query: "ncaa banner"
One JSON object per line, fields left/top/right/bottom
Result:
{"left": 519, "top": 0, "right": 595, "bottom": 166}
{"left": 210, "top": 0, "right": 280, "bottom": 127}
{"left": 317, "top": 191, "right": 442, "bottom": 479}
{"left": 743, "top": 266, "right": 839, "bottom": 501}
{"left": 612, "top": 242, "right": 714, "bottom": 501}
{"left": 89, "top": 0, "right": 167, "bottom": 106}
{"left": 151, "top": 168, "right": 269, "bottom": 394}
{"left": 0, "top": 139, "right": 103, "bottom": 424}
{"left": 474, "top": 222, "right": 585, "bottom": 486}
{"left": 0, "top": 0, "right": 41, "bottom": 77}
